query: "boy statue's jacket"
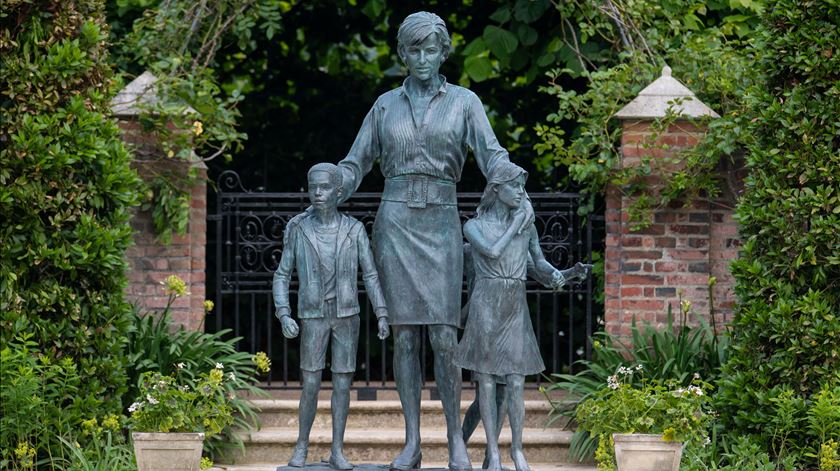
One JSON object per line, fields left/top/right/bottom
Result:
{"left": 273, "top": 213, "right": 388, "bottom": 319}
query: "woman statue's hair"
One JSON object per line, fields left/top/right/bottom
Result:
{"left": 476, "top": 162, "right": 528, "bottom": 217}
{"left": 397, "top": 11, "right": 451, "bottom": 60}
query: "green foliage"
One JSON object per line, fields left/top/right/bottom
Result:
{"left": 124, "top": 289, "right": 267, "bottom": 458}
{"left": 535, "top": 0, "right": 760, "bottom": 221}
{"left": 0, "top": 0, "right": 141, "bottom": 466}
{"left": 717, "top": 0, "right": 840, "bottom": 467}
{"left": 546, "top": 296, "right": 728, "bottom": 462}
{"left": 106, "top": 0, "right": 282, "bottom": 239}
{"left": 0, "top": 336, "right": 83, "bottom": 468}
{"left": 57, "top": 430, "right": 135, "bottom": 471}
{"left": 128, "top": 370, "right": 234, "bottom": 437}
{"left": 682, "top": 435, "right": 794, "bottom": 471}
{"left": 574, "top": 371, "right": 713, "bottom": 470}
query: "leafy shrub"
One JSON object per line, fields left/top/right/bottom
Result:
{"left": 57, "top": 430, "right": 135, "bottom": 471}
{"left": 128, "top": 370, "right": 233, "bottom": 437}
{"left": 575, "top": 370, "right": 713, "bottom": 470}
{"left": 124, "top": 284, "right": 267, "bottom": 458}
{"left": 546, "top": 299, "right": 727, "bottom": 461}
{"left": 0, "top": 0, "right": 141, "bottom": 465}
{"left": 0, "top": 336, "right": 84, "bottom": 468}
{"left": 717, "top": 0, "right": 840, "bottom": 466}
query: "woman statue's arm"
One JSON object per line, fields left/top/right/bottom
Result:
{"left": 337, "top": 101, "right": 381, "bottom": 203}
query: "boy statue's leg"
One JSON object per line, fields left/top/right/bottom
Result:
{"left": 329, "top": 372, "right": 354, "bottom": 470}
{"left": 289, "top": 369, "right": 322, "bottom": 467}
{"left": 327, "top": 309, "right": 359, "bottom": 470}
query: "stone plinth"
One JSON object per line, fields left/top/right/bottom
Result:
{"left": 113, "top": 71, "right": 207, "bottom": 331}
{"left": 605, "top": 66, "right": 737, "bottom": 338}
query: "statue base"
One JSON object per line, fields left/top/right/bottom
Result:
{"left": 275, "top": 464, "right": 458, "bottom": 471}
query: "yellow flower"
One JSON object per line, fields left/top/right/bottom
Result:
{"left": 166, "top": 149, "right": 175, "bottom": 158}
{"left": 253, "top": 351, "right": 271, "bottom": 374}
{"left": 204, "top": 300, "right": 214, "bottom": 313}
{"left": 200, "top": 457, "right": 214, "bottom": 470}
{"left": 662, "top": 427, "right": 677, "bottom": 442}
{"left": 161, "top": 275, "right": 189, "bottom": 297}
{"left": 102, "top": 414, "right": 121, "bottom": 431}
{"left": 708, "top": 276, "right": 717, "bottom": 287}
{"left": 680, "top": 299, "right": 692, "bottom": 314}
{"left": 81, "top": 417, "right": 99, "bottom": 436}
{"left": 14, "top": 442, "right": 36, "bottom": 467}
{"left": 193, "top": 121, "right": 204, "bottom": 136}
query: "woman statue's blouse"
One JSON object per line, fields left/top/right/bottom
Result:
{"left": 338, "top": 76, "right": 511, "bottom": 197}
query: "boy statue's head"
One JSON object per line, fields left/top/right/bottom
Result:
{"left": 307, "top": 163, "right": 343, "bottom": 211}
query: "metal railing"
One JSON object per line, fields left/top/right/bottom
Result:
{"left": 207, "top": 170, "right": 600, "bottom": 390}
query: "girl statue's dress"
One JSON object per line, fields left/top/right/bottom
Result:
{"left": 454, "top": 219, "right": 545, "bottom": 377}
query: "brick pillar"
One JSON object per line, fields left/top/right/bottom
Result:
{"left": 606, "top": 65, "right": 737, "bottom": 337}
{"left": 604, "top": 121, "right": 738, "bottom": 337}
{"left": 112, "top": 72, "right": 207, "bottom": 331}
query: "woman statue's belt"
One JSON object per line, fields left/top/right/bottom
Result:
{"left": 382, "top": 175, "right": 457, "bottom": 208}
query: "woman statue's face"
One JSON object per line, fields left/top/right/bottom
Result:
{"left": 403, "top": 33, "right": 444, "bottom": 82}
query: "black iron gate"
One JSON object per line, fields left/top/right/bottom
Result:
{"left": 208, "top": 170, "right": 600, "bottom": 390}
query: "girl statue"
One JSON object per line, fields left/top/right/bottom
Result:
{"left": 454, "top": 162, "right": 590, "bottom": 471}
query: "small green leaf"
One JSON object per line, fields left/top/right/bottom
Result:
{"left": 483, "top": 25, "right": 518, "bottom": 60}
{"left": 464, "top": 55, "right": 492, "bottom": 82}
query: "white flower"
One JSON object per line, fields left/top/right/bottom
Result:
{"left": 607, "top": 375, "right": 620, "bottom": 390}
{"left": 228, "top": 372, "right": 236, "bottom": 381}
{"left": 636, "top": 364, "right": 643, "bottom": 371}
{"left": 146, "top": 394, "right": 159, "bottom": 405}
{"left": 181, "top": 385, "right": 190, "bottom": 392}
{"left": 128, "top": 402, "right": 143, "bottom": 413}
{"left": 703, "top": 436, "right": 711, "bottom": 448}
{"left": 215, "top": 362, "right": 223, "bottom": 370}
{"left": 693, "top": 372, "right": 701, "bottom": 380}
{"left": 176, "top": 362, "right": 186, "bottom": 369}
{"left": 688, "top": 385, "right": 703, "bottom": 396}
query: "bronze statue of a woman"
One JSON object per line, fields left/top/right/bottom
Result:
{"left": 336, "top": 12, "right": 531, "bottom": 471}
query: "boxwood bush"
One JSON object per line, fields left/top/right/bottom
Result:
{"left": 0, "top": 0, "right": 141, "bottom": 464}
{"left": 717, "top": 0, "right": 840, "bottom": 466}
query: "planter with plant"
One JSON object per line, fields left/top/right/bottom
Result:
{"left": 574, "top": 366, "right": 712, "bottom": 470}
{"left": 128, "top": 368, "right": 234, "bottom": 471}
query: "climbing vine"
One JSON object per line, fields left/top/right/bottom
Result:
{"left": 535, "top": 0, "right": 761, "bottom": 225}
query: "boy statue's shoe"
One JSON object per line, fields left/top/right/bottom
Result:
{"left": 288, "top": 442, "right": 308, "bottom": 468}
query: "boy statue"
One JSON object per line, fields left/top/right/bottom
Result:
{"left": 273, "top": 162, "right": 390, "bottom": 470}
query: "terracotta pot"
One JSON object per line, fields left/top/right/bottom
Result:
{"left": 132, "top": 432, "right": 205, "bottom": 471}
{"left": 612, "top": 433, "right": 684, "bottom": 471}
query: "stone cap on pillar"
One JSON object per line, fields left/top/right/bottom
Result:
{"left": 614, "top": 65, "right": 719, "bottom": 120}
{"left": 111, "top": 71, "right": 197, "bottom": 118}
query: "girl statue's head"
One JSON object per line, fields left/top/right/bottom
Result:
{"left": 477, "top": 162, "right": 528, "bottom": 217}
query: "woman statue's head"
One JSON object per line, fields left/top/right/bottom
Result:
{"left": 477, "top": 162, "right": 528, "bottom": 216}
{"left": 397, "top": 12, "right": 451, "bottom": 81}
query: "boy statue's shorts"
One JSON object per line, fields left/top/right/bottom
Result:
{"left": 299, "top": 298, "right": 360, "bottom": 373}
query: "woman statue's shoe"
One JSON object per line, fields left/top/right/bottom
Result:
{"left": 389, "top": 449, "right": 422, "bottom": 471}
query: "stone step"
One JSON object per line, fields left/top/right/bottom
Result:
{"left": 211, "top": 463, "right": 596, "bottom": 471}
{"left": 224, "top": 428, "right": 574, "bottom": 465}
{"left": 250, "top": 400, "right": 571, "bottom": 430}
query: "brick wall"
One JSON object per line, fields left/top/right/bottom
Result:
{"left": 604, "top": 120, "right": 739, "bottom": 338}
{"left": 118, "top": 119, "right": 207, "bottom": 331}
